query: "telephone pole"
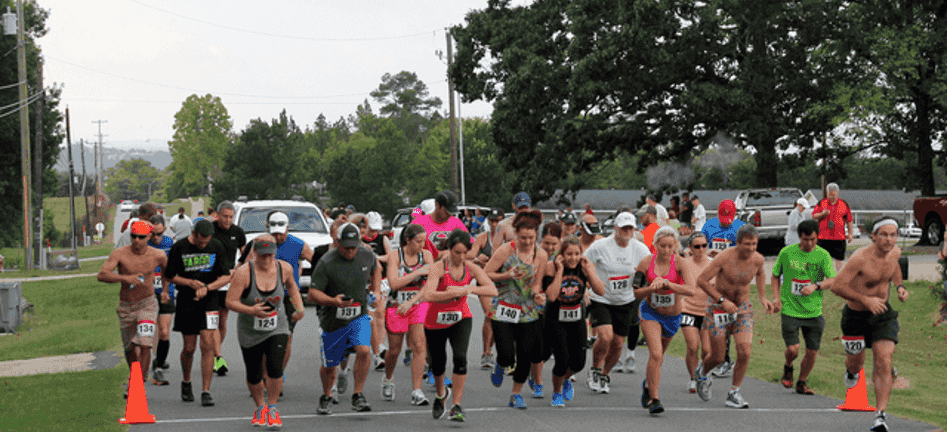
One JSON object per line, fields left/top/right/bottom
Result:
{"left": 446, "top": 30, "right": 458, "bottom": 196}
{"left": 66, "top": 108, "right": 77, "bottom": 249}
{"left": 16, "top": 0, "right": 33, "bottom": 270}
{"left": 92, "top": 119, "right": 107, "bottom": 217}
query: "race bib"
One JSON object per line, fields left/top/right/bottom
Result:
{"left": 711, "top": 238, "right": 729, "bottom": 251}
{"left": 651, "top": 289, "right": 675, "bottom": 307}
{"left": 153, "top": 273, "right": 162, "bottom": 291}
{"left": 205, "top": 311, "right": 219, "bottom": 330}
{"left": 791, "top": 278, "right": 811, "bottom": 296}
{"left": 253, "top": 311, "right": 279, "bottom": 332}
{"left": 713, "top": 309, "right": 736, "bottom": 327}
{"left": 137, "top": 320, "right": 155, "bottom": 338}
{"left": 494, "top": 301, "right": 523, "bottom": 323}
{"left": 558, "top": 304, "right": 582, "bottom": 322}
{"left": 336, "top": 303, "right": 361, "bottom": 320}
{"left": 609, "top": 275, "right": 631, "bottom": 292}
{"left": 680, "top": 314, "right": 695, "bottom": 327}
{"left": 397, "top": 289, "right": 419, "bottom": 304}
{"left": 841, "top": 335, "right": 866, "bottom": 355}
{"left": 436, "top": 310, "right": 462, "bottom": 325}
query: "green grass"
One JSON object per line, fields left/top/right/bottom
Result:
{"left": 664, "top": 280, "right": 947, "bottom": 429}
{"left": 76, "top": 244, "right": 113, "bottom": 260}
{"left": 43, "top": 197, "right": 90, "bottom": 237}
{"left": 0, "top": 258, "right": 106, "bottom": 280}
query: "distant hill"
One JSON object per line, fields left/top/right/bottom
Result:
{"left": 55, "top": 141, "right": 172, "bottom": 173}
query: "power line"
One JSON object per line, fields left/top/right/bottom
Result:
{"left": 65, "top": 98, "right": 363, "bottom": 106}
{"left": 124, "top": 0, "right": 438, "bottom": 42}
{"left": 0, "top": 91, "right": 44, "bottom": 120}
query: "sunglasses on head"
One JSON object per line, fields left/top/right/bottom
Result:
{"left": 131, "top": 234, "right": 148, "bottom": 240}
{"left": 691, "top": 243, "right": 708, "bottom": 249}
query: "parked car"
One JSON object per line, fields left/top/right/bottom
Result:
{"left": 898, "top": 222, "right": 922, "bottom": 238}
{"left": 118, "top": 200, "right": 138, "bottom": 212}
{"left": 912, "top": 195, "right": 947, "bottom": 245}
{"left": 734, "top": 188, "right": 809, "bottom": 244}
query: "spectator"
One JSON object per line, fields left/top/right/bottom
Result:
{"left": 169, "top": 207, "right": 193, "bottom": 242}
{"left": 812, "top": 183, "right": 853, "bottom": 269}
{"left": 691, "top": 195, "right": 706, "bottom": 232}
{"left": 669, "top": 196, "right": 680, "bottom": 218}
{"left": 785, "top": 198, "right": 811, "bottom": 246}
{"left": 680, "top": 194, "right": 694, "bottom": 229}
{"left": 644, "top": 195, "right": 670, "bottom": 227}
{"left": 584, "top": 203, "right": 594, "bottom": 215}
{"left": 637, "top": 205, "right": 660, "bottom": 253}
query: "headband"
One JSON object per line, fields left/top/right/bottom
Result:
{"left": 872, "top": 219, "right": 899, "bottom": 234}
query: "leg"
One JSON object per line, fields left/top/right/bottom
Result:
{"left": 731, "top": 331, "right": 753, "bottom": 388}
{"left": 263, "top": 335, "right": 288, "bottom": 406}
{"left": 320, "top": 366, "right": 338, "bottom": 397}
{"left": 591, "top": 324, "right": 614, "bottom": 370}
{"left": 492, "top": 321, "right": 516, "bottom": 369}
{"left": 217, "top": 308, "right": 229, "bottom": 348}
{"left": 844, "top": 351, "right": 866, "bottom": 377}
{"left": 479, "top": 296, "right": 494, "bottom": 356}
{"left": 871, "top": 340, "right": 896, "bottom": 411}
{"left": 180, "top": 334, "right": 198, "bottom": 382}
{"left": 136, "top": 344, "right": 152, "bottom": 380}
{"left": 603, "top": 333, "right": 626, "bottom": 375}
{"left": 283, "top": 334, "right": 293, "bottom": 371}
{"left": 799, "top": 348, "right": 818, "bottom": 382}
{"left": 155, "top": 314, "right": 172, "bottom": 368}
{"left": 407, "top": 324, "right": 427, "bottom": 390}
{"left": 702, "top": 331, "right": 727, "bottom": 373}
{"left": 425, "top": 327, "right": 450, "bottom": 398}
{"left": 784, "top": 344, "right": 800, "bottom": 368}
{"left": 641, "top": 320, "right": 664, "bottom": 401}
{"left": 351, "top": 344, "right": 371, "bottom": 395}
{"left": 447, "top": 318, "right": 472, "bottom": 405}
{"left": 199, "top": 329, "right": 216, "bottom": 392}
{"left": 384, "top": 331, "right": 405, "bottom": 379}
{"left": 682, "top": 326, "right": 701, "bottom": 377}
{"left": 240, "top": 341, "right": 266, "bottom": 407}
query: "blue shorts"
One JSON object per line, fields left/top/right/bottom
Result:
{"left": 639, "top": 300, "right": 681, "bottom": 338}
{"left": 320, "top": 315, "right": 371, "bottom": 368}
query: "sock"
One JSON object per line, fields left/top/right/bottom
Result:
{"left": 731, "top": 386, "right": 740, "bottom": 392}
{"left": 155, "top": 339, "right": 170, "bottom": 367}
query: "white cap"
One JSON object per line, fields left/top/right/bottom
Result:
{"left": 420, "top": 199, "right": 436, "bottom": 215}
{"left": 367, "top": 211, "right": 383, "bottom": 231}
{"left": 268, "top": 212, "right": 289, "bottom": 234}
{"left": 796, "top": 198, "right": 810, "bottom": 209}
{"left": 614, "top": 212, "right": 636, "bottom": 228}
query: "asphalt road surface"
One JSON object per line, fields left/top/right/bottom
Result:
{"left": 131, "top": 297, "right": 938, "bottom": 432}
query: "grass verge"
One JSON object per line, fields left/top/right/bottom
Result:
{"left": 0, "top": 259, "right": 106, "bottom": 280}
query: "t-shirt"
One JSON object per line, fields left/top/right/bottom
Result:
{"left": 681, "top": 201, "right": 694, "bottom": 225}
{"left": 148, "top": 235, "right": 176, "bottom": 298}
{"left": 641, "top": 223, "right": 659, "bottom": 254}
{"left": 702, "top": 218, "right": 746, "bottom": 253}
{"left": 692, "top": 204, "right": 707, "bottom": 231}
{"left": 772, "top": 244, "right": 836, "bottom": 318}
{"left": 170, "top": 215, "right": 193, "bottom": 242}
{"left": 212, "top": 221, "right": 247, "bottom": 273}
{"left": 311, "top": 246, "right": 377, "bottom": 333}
{"left": 164, "top": 237, "right": 228, "bottom": 302}
{"left": 544, "top": 265, "right": 590, "bottom": 320}
{"left": 655, "top": 204, "right": 670, "bottom": 227}
{"left": 411, "top": 214, "right": 469, "bottom": 259}
{"left": 276, "top": 234, "right": 305, "bottom": 292}
{"left": 812, "top": 198, "right": 852, "bottom": 241}
{"left": 584, "top": 235, "right": 651, "bottom": 306}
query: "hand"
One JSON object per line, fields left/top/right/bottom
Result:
{"left": 759, "top": 298, "right": 772, "bottom": 314}
{"left": 897, "top": 286, "right": 909, "bottom": 303}
{"left": 708, "top": 250, "right": 720, "bottom": 258}
{"left": 335, "top": 294, "right": 354, "bottom": 308}
{"left": 554, "top": 255, "right": 564, "bottom": 272}
{"left": 291, "top": 310, "right": 305, "bottom": 322}
{"left": 860, "top": 296, "right": 888, "bottom": 315}
{"left": 651, "top": 277, "right": 667, "bottom": 290}
{"left": 373, "top": 295, "right": 385, "bottom": 310}
{"left": 532, "top": 292, "right": 546, "bottom": 305}
{"left": 847, "top": 233, "right": 854, "bottom": 243}
{"left": 447, "top": 286, "right": 468, "bottom": 299}
{"left": 127, "top": 273, "right": 145, "bottom": 286}
{"left": 195, "top": 286, "right": 208, "bottom": 300}
{"left": 250, "top": 299, "right": 271, "bottom": 319}
{"left": 509, "top": 267, "right": 526, "bottom": 280}
{"left": 580, "top": 256, "right": 594, "bottom": 272}
{"left": 772, "top": 298, "right": 782, "bottom": 313}
{"left": 397, "top": 302, "right": 413, "bottom": 316}
{"left": 721, "top": 299, "right": 738, "bottom": 314}
{"left": 160, "top": 291, "right": 170, "bottom": 304}
{"left": 800, "top": 284, "right": 818, "bottom": 296}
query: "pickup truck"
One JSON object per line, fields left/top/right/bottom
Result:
{"left": 912, "top": 195, "right": 947, "bottom": 245}
{"left": 734, "top": 188, "right": 814, "bottom": 244}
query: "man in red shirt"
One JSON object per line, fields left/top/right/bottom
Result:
{"left": 812, "top": 182, "right": 853, "bottom": 269}
{"left": 638, "top": 205, "right": 659, "bottom": 254}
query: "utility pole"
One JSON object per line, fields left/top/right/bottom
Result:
{"left": 32, "top": 59, "right": 43, "bottom": 260}
{"left": 80, "top": 139, "right": 91, "bottom": 246}
{"left": 66, "top": 108, "right": 77, "bottom": 249}
{"left": 16, "top": 0, "right": 33, "bottom": 270}
{"left": 446, "top": 30, "right": 458, "bottom": 196}
{"left": 93, "top": 119, "right": 107, "bottom": 218}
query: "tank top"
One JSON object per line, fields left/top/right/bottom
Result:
{"left": 646, "top": 254, "right": 685, "bottom": 311}
{"left": 363, "top": 233, "right": 388, "bottom": 278}
{"left": 389, "top": 247, "right": 427, "bottom": 305}
{"left": 276, "top": 234, "right": 305, "bottom": 293}
{"left": 424, "top": 259, "right": 473, "bottom": 330}
{"left": 489, "top": 243, "right": 541, "bottom": 324}
{"left": 237, "top": 262, "right": 290, "bottom": 348}
{"left": 544, "top": 265, "right": 589, "bottom": 324}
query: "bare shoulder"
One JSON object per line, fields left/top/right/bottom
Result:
{"left": 752, "top": 251, "right": 766, "bottom": 267}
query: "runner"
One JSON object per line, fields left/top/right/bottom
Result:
{"left": 693, "top": 225, "right": 768, "bottom": 409}
{"left": 828, "top": 217, "right": 908, "bottom": 432}
{"left": 682, "top": 233, "right": 713, "bottom": 393}
{"left": 639, "top": 206, "right": 660, "bottom": 253}
{"left": 309, "top": 222, "right": 381, "bottom": 415}
{"left": 382, "top": 223, "right": 434, "bottom": 405}
{"left": 357, "top": 211, "right": 392, "bottom": 371}
{"left": 147, "top": 215, "right": 176, "bottom": 386}
{"left": 116, "top": 204, "right": 157, "bottom": 249}
{"left": 578, "top": 214, "right": 603, "bottom": 253}
{"left": 412, "top": 191, "right": 469, "bottom": 260}
{"left": 210, "top": 201, "right": 247, "bottom": 377}
{"left": 700, "top": 199, "right": 746, "bottom": 376}
{"left": 164, "top": 219, "right": 232, "bottom": 406}
{"left": 398, "top": 229, "right": 497, "bottom": 421}
{"left": 484, "top": 209, "right": 548, "bottom": 409}
{"left": 767, "top": 220, "right": 836, "bottom": 395}
{"left": 468, "top": 207, "right": 505, "bottom": 369}
{"left": 494, "top": 191, "right": 534, "bottom": 246}
{"left": 225, "top": 235, "right": 306, "bottom": 429}
{"left": 545, "top": 237, "right": 606, "bottom": 407}
{"left": 583, "top": 212, "right": 651, "bottom": 394}
{"left": 97, "top": 220, "right": 167, "bottom": 396}
{"left": 525, "top": 222, "right": 562, "bottom": 398}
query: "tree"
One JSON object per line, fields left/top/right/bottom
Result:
{"left": 103, "top": 158, "right": 160, "bottom": 203}
{"left": 167, "top": 94, "right": 233, "bottom": 198}
{"left": 369, "top": 71, "right": 443, "bottom": 143}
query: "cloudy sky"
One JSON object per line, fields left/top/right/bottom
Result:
{"left": 39, "top": 0, "right": 517, "bottom": 150}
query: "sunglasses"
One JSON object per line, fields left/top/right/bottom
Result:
{"left": 151, "top": 231, "right": 165, "bottom": 237}
{"left": 131, "top": 234, "right": 148, "bottom": 240}
{"left": 691, "top": 243, "right": 708, "bottom": 249}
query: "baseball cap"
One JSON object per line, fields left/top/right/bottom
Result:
{"left": 581, "top": 216, "right": 602, "bottom": 236}
{"left": 513, "top": 191, "right": 531, "bottom": 208}
{"left": 268, "top": 212, "right": 290, "bottom": 234}
{"left": 193, "top": 219, "right": 214, "bottom": 237}
{"left": 561, "top": 212, "right": 577, "bottom": 224}
{"left": 253, "top": 237, "right": 277, "bottom": 255}
{"left": 718, "top": 200, "right": 737, "bottom": 225}
{"left": 411, "top": 207, "right": 423, "bottom": 218}
{"left": 130, "top": 221, "right": 153, "bottom": 235}
{"left": 346, "top": 204, "right": 356, "bottom": 212}
{"left": 367, "top": 211, "right": 383, "bottom": 230}
{"left": 338, "top": 222, "right": 361, "bottom": 248}
{"left": 795, "top": 198, "right": 810, "bottom": 209}
{"left": 614, "top": 212, "right": 636, "bottom": 228}
{"left": 329, "top": 208, "right": 346, "bottom": 220}
{"left": 637, "top": 205, "right": 657, "bottom": 217}
{"left": 420, "top": 199, "right": 436, "bottom": 215}
{"left": 435, "top": 190, "right": 458, "bottom": 212}
{"left": 488, "top": 208, "right": 505, "bottom": 220}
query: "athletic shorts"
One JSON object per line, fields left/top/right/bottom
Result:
{"left": 679, "top": 313, "right": 704, "bottom": 329}
{"left": 781, "top": 314, "right": 826, "bottom": 350}
{"left": 117, "top": 296, "right": 159, "bottom": 350}
{"left": 840, "top": 304, "right": 899, "bottom": 347}
{"left": 173, "top": 295, "right": 218, "bottom": 336}
{"left": 385, "top": 303, "right": 429, "bottom": 334}
{"left": 320, "top": 315, "right": 371, "bottom": 368}
{"left": 588, "top": 299, "right": 640, "bottom": 337}
{"left": 817, "top": 239, "right": 847, "bottom": 261}
{"left": 283, "top": 295, "right": 298, "bottom": 333}
{"left": 704, "top": 298, "right": 754, "bottom": 337}
{"left": 214, "top": 290, "right": 228, "bottom": 311}
{"left": 639, "top": 300, "right": 681, "bottom": 338}
{"left": 155, "top": 293, "right": 175, "bottom": 315}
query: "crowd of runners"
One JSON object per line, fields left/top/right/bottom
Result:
{"left": 98, "top": 184, "right": 909, "bottom": 431}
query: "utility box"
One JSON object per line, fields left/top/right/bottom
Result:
{"left": 0, "top": 281, "right": 23, "bottom": 333}
{"left": 47, "top": 249, "right": 79, "bottom": 271}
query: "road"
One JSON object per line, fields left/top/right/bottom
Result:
{"left": 131, "top": 297, "right": 938, "bottom": 432}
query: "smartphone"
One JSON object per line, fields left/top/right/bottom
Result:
{"left": 263, "top": 299, "right": 278, "bottom": 311}
{"left": 341, "top": 296, "right": 353, "bottom": 302}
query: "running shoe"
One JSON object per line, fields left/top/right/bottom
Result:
{"left": 531, "top": 383, "right": 544, "bottom": 399}
{"left": 796, "top": 380, "right": 815, "bottom": 395}
{"left": 641, "top": 380, "right": 650, "bottom": 408}
{"left": 251, "top": 406, "right": 267, "bottom": 427}
{"left": 871, "top": 411, "right": 889, "bottom": 432}
{"left": 648, "top": 398, "right": 665, "bottom": 415}
{"left": 317, "top": 395, "right": 332, "bottom": 415}
{"left": 781, "top": 364, "right": 794, "bottom": 388}
{"left": 844, "top": 370, "right": 859, "bottom": 389}
{"left": 449, "top": 404, "right": 465, "bottom": 422}
{"left": 214, "top": 356, "right": 228, "bottom": 376}
{"left": 404, "top": 348, "right": 413, "bottom": 366}
{"left": 688, "top": 379, "right": 697, "bottom": 394}
{"left": 381, "top": 378, "right": 395, "bottom": 401}
{"left": 351, "top": 392, "right": 371, "bottom": 412}
{"left": 201, "top": 391, "right": 215, "bottom": 407}
{"left": 563, "top": 379, "right": 574, "bottom": 401}
{"left": 527, "top": 377, "right": 535, "bottom": 391}
{"left": 598, "top": 374, "right": 611, "bottom": 394}
{"left": 152, "top": 368, "right": 169, "bottom": 386}
{"left": 624, "top": 352, "right": 636, "bottom": 373}
{"left": 181, "top": 381, "right": 194, "bottom": 402}
{"left": 551, "top": 392, "right": 565, "bottom": 407}
{"left": 411, "top": 388, "right": 430, "bottom": 406}
{"left": 506, "top": 364, "right": 516, "bottom": 376}
{"left": 587, "top": 368, "right": 601, "bottom": 392}
{"left": 337, "top": 367, "right": 349, "bottom": 394}
{"left": 587, "top": 336, "right": 597, "bottom": 350}
{"left": 695, "top": 367, "right": 713, "bottom": 401}
{"left": 330, "top": 384, "right": 340, "bottom": 405}
{"left": 725, "top": 389, "right": 749, "bottom": 409}
{"left": 480, "top": 353, "right": 495, "bottom": 370}
{"left": 162, "top": 361, "right": 170, "bottom": 370}
{"left": 373, "top": 354, "right": 386, "bottom": 371}
{"left": 613, "top": 359, "right": 624, "bottom": 373}
{"left": 426, "top": 370, "right": 435, "bottom": 386}
{"left": 491, "top": 363, "right": 505, "bottom": 387}
{"left": 432, "top": 387, "right": 451, "bottom": 419}
{"left": 508, "top": 394, "right": 527, "bottom": 409}
{"left": 711, "top": 359, "right": 733, "bottom": 378}
{"left": 266, "top": 406, "right": 282, "bottom": 429}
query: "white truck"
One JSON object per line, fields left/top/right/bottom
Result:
{"left": 734, "top": 188, "right": 814, "bottom": 244}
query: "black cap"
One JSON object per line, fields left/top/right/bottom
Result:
{"left": 193, "top": 219, "right": 214, "bottom": 237}
{"left": 338, "top": 223, "right": 361, "bottom": 248}
{"left": 435, "top": 190, "right": 458, "bottom": 212}
{"left": 329, "top": 208, "right": 346, "bottom": 219}
{"left": 488, "top": 207, "right": 505, "bottom": 220}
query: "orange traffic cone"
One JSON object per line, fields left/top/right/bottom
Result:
{"left": 837, "top": 368, "right": 876, "bottom": 412}
{"left": 119, "top": 361, "right": 156, "bottom": 424}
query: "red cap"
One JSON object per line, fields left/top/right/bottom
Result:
{"left": 130, "top": 220, "right": 154, "bottom": 235}
{"left": 718, "top": 200, "right": 736, "bottom": 225}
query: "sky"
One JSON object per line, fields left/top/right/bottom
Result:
{"left": 38, "top": 0, "right": 520, "bottom": 151}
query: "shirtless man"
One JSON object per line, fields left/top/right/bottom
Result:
{"left": 693, "top": 225, "right": 768, "bottom": 409}
{"left": 828, "top": 217, "right": 907, "bottom": 432}
{"left": 494, "top": 192, "right": 533, "bottom": 248}
{"left": 97, "top": 220, "right": 168, "bottom": 393}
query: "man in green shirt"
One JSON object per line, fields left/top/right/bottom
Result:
{"left": 766, "top": 220, "right": 836, "bottom": 395}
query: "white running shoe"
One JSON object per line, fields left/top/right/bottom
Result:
{"left": 411, "top": 388, "right": 430, "bottom": 406}
{"left": 844, "top": 370, "right": 859, "bottom": 389}
{"left": 688, "top": 379, "right": 697, "bottom": 394}
{"left": 870, "top": 411, "right": 889, "bottom": 432}
{"left": 725, "top": 389, "right": 749, "bottom": 409}
{"left": 337, "top": 367, "right": 349, "bottom": 394}
{"left": 587, "top": 368, "right": 601, "bottom": 392}
{"left": 624, "top": 352, "right": 636, "bottom": 373}
{"left": 381, "top": 378, "right": 395, "bottom": 401}
{"left": 598, "top": 374, "right": 611, "bottom": 394}
{"left": 711, "top": 360, "right": 733, "bottom": 378}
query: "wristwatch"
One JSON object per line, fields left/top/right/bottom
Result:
{"left": 815, "top": 282, "right": 822, "bottom": 291}
{"left": 896, "top": 284, "right": 906, "bottom": 291}
{"left": 717, "top": 296, "right": 726, "bottom": 305}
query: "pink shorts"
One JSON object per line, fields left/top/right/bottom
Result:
{"left": 385, "top": 303, "right": 429, "bottom": 334}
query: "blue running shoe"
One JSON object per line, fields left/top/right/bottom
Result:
{"left": 531, "top": 383, "right": 544, "bottom": 399}
{"left": 527, "top": 377, "right": 535, "bottom": 391}
{"left": 491, "top": 363, "right": 504, "bottom": 387}
{"left": 427, "top": 371, "right": 435, "bottom": 386}
{"left": 508, "top": 394, "right": 527, "bottom": 409}
{"left": 563, "top": 380, "right": 574, "bottom": 401}
{"left": 551, "top": 392, "right": 565, "bottom": 407}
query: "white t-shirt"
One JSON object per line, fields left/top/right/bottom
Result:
{"left": 655, "top": 204, "right": 670, "bottom": 227}
{"left": 693, "top": 204, "right": 707, "bottom": 232}
{"left": 584, "top": 234, "right": 651, "bottom": 306}
{"left": 115, "top": 217, "right": 139, "bottom": 249}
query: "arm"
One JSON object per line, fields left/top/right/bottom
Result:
{"left": 96, "top": 252, "right": 140, "bottom": 285}
{"left": 754, "top": 256, "right": 773, "bottom": 313}
{"left": 545, "top": 256, "right": 565, "bottom": 302}
{"left": 890, "top": 248, "right": 909, "bottom": 302}
{"left": 466, "top": 233, "right": 485, "bottom": 260}
{"left": 300, "top": 242, "right": 315, "bottom": 265}
{"left": 399, "top": 259, "right": 444, "bottom": 312}
{"left": 370, "top": 260, "right": 383, "bottom": 309}
{"left": 225, "top": 265, "right": 263, "bottom": 317}
{"left": 769, "top": 274, "right": 782, "bottom": 312}
{"left": 528, "top": 250, "right": 549, "bottom": 304}
{"left": 667, "top": 258, "right": 696, "bottom": 297}
{"left": 467, "top": 264, "right": 499, "bottom": 297}
{"left": 631, "top": 257, "right": 656, "bottom": 300}
{"left": 828, "top": 254, "right": 887, "bottom": 314}
{"left": 583, "top": 257, "right": 607, "bottom": 296}
{"left": 484, "top": 243, "right": 514, "bottom": 282}
{"left": 305, "top": 262, "right": 351, "bottom": 308}
{"left": 283, "top": 261, "right": 306, "bottom": 322}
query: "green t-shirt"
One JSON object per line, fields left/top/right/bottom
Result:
{"left": 772, "top": 244, "right": 836, "bottom": 318}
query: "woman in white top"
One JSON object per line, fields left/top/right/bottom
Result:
{"left": 785, "top": 198, "right": 810, "bottom": 246}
